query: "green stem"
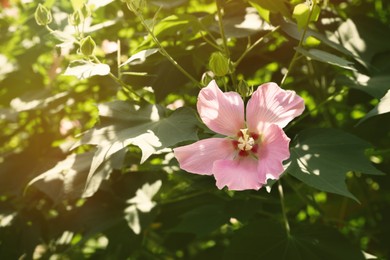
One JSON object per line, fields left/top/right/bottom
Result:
{"left": 278, "top": 180, "right": 291, "bottom": 237}
{"left": 280, "top": 3, "right": 317, "bottom": 86}
{"left": 92, "top": 55, "right": 143, "bottom": 100}
{"left": 215, "top": 0, "right": 237, "bottom": 88}
{"left": 278, "top": 181, "right": 291, "bottom": 236}
{"left": 234, "top": 25, "right": 280, "bottom": 68}
{"left": 134, "top": 10, "right": 200, "bottom": 88}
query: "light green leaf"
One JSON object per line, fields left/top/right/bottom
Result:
{"left": 358, "top": 90, "right": 390, "bottom": 125}
{"left": 249, "top": 0, "right": 290, "bottom": 18}
{"left": 119, "top": 48, "right": 159, "bottom": 67}
{"left": 64, "top": 60, "right": 110, "bottom": 79}
{"left": 288, "top": 128, "right": 384, "bottom": 201}
{"left": 73, "top": 101, "right": 199, "bottom": 185}
{"left": 292, "top": 3, "right": 321, "bottom": 29}
{"left": 148, "top": 0, "right": 188, "bottom": 9}
{"left": 296, "top": 47, "right": 356, "bottom": 70}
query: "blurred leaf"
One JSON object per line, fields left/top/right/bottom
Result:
{"left": 120, "top": 48, "right": 159, "bottom": 67}
{"left": 225, "top": 220, "right": 365, "bottom": 260}
{"left": 249, "top": 0, "right": 290, "bottom": 18}
{"left": 127, "top": 180, "right": 162, "bottom": 212}
{"left": 288, "top": 128, "right": 384, "bottom": 201}
{"left": 10, "top": 90, "right": 68, "bottom": 112}
{"left": 338, "top": 73, "right": 390, "bottom": 99}
{"left": 148, "top": 0, "right": 188, "bottom": 9}
{"left": 281, "top": 21, "right": 354, "bottom": 58}
{"left": 124, "top": 180, "right": 162, "bottom": 234}
{"left": 292, "top": 3, "right": 321, "bottom": 29}
{"left": 140, "top": 14, "right": 202, "bottom": 49}
{"left": 358, "top": 90, "right": 390, "bottom": 125}
{"left": 295, "top": 47, "right": 356, "bottom": 71}
{"left": 210, "top": 6, "right": 274, "bottom": 38}
{"left": 73, "top": 101, "right": 199, "bottom": 188}
{"left": 64, "top": 60, "right": 110, "bottom": 79}
{"left": 26, "top": 150, "right": 124, "bottom": 202}
{"left": 331, "top": 17, "right": 390, "bottom": 68}
{"left": 171, "top": 204, "right": 229, "bottom": 237}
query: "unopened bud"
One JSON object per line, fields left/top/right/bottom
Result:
{"left": 237, "top": 80, "right": 253, "bottom": 98}
{"left": 80, "top": 36, "right": 96, "bottom": 56}
{"left": 209, "top": 52, "right": 230, "bottom": 77}
{"left": 80, "top": 4, "right": 91, "bottom": 19}
{"left": 68, "top": 10, "right": 82, "bottom": 26}
{"left": 201, "top": 71, "right": 215, "bottom": 86}
{"left": 35, "top": 4, "right": 52, "bottom": 26}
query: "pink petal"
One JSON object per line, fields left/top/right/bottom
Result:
{"left": 197, "top": 80, "right": 245, "bottom": 136}
{"left": 246, "top": 82, "right": 305, "bottom": 133}
{"left": 213, "top": 156, "right": 264, "bottom": 190}
{"left": 173, "top": 138, "right": 235, "bottom": 175}
{"left": 257, "top": 124, "right": 290, "bottom": 181}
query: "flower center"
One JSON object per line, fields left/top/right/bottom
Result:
{"left": 237, "top": 129, "right": 255, "bottom": 151}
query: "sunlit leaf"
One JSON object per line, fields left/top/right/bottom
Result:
{"left": 225, "top": 219, "right": 365, "bottom": 259}
{"left": 120, "top": 48, "right": 159, "bottom": 67}
{"left": 73, "top": 101, "right": 199, "bottom": 186}
{"left": 249, "top": 0, "right": 290, "bottom": 18}
{"left": 292, "top": 3, "right": 321, "bottom": 29}
{"left": 281, "top": 21, "right": 354, "bottom": 58}
{"left": 124, "top": 180, "right": 162, "bottom": 234}
{"left": 64, "top": 60, "right": 110, "bottom": 79}
{"left": 127, "top": 180, "right": 162, "bottom": 213}
{"left": 288, "top": 128, "right": 384, "bottom": 201}
{"left": 26, "top": 151, "right": 124, "bottom": 202}
{"left": 358, "top": 90, "right": 390, "bottom": 125}
{"left": 338, "top": 73, "right": 390, "bottom": 99}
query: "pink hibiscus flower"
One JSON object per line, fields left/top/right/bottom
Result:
{"left": 173, "top": 80, "right": 305, "bottom": 191}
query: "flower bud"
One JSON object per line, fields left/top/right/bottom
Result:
{"left": 34, "top": 4, "right": 52, "bottom": 26}
{"left": 201, "top": 71, "right": 215, "bottom": 86}
{"left": 68, "top": 10, "right": 82, "bottom": 26}
{"left": 80, "top": 4, "right": 91, "bottom": 19}
{"left": 237, "top": 80, "right": 253, "bottom": 98}
{"left": 209, "top": 52, "right": 230, "bottom": 77}
{"left": 80, "top": 36, "right": 96, "bottom": 56}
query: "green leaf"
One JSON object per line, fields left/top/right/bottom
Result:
{"left": 148, "top": 0, "right": 188, "bottom": 9}
{"left": 225, "top": 219, "right": 365, "bottom": 260}
{"left": 338, "top": 73, "right": 390, "bottom": 99}
{"left": 210, "top": 5, "right": 274, "bottom": 38}
{"left": 171, "top": 204, "right": 229, "bottom": 237}
{"left": 292, "top": 3, "right": 321, "bottom": 29}
{"left": 73, "top": 101, "right": 199, "bottom": 186}
{"left": 295, "top": 47, "right": 356, "bottom": 71}
{"left": 64, "top": 60, "right": 110, "bottom": 79}
{"left": 288, "top": 128, "right": 384, "bottom": 201}
{"left": 140, "top": 14, "right": 202, "bottom": 48}
{"left": 127, "top": 180, "right": 162, "bottom": 213}
{"left": 249, "top": 0, "right": 290, "bottom": 18}
{"left": 124, "top": 180, "right": 162, "bottom": 234}
{"left": 119, "top": 48, "right": 159, "bottom": 67}
{"left": 357, "top": 90, "right": 390, "bottom": 125}
{"left": 281, "top": 21, "right": 354, "bottom": 58}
